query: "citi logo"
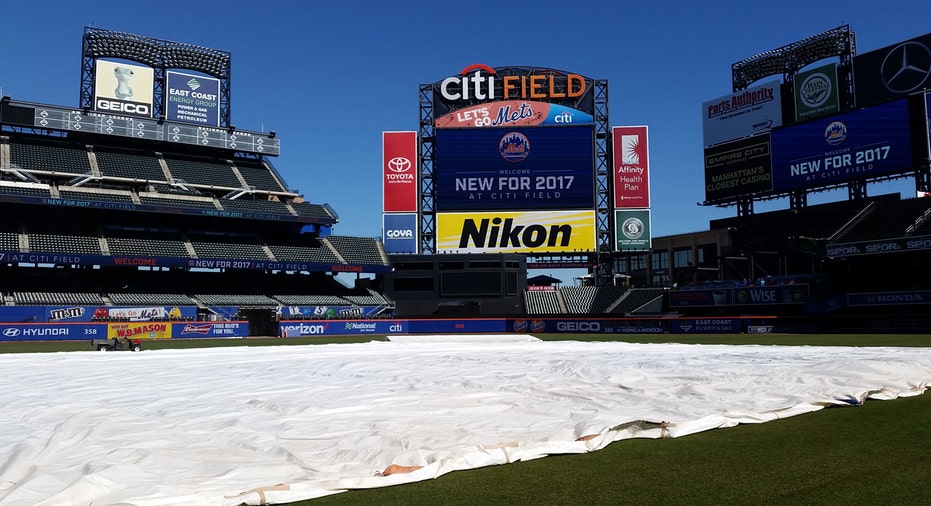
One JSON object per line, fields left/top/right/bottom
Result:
{"left": 441, "top": 64, "right": 498, "bottom": 101}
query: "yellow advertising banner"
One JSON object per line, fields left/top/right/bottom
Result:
{"left": 436, "top": 210, "right": 596, "bottom": 253}
{"left": 107, "top": 322, "right": 171, "bottom": 339}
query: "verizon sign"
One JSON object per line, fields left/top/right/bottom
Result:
{"left": 612, "top": 126, "right": 650, "bottom": 208}
{"left": 382, "top": 131, "right": 418, "bottom": 212}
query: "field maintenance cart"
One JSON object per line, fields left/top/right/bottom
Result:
{"left": 92, "top": 337, "right": 143, "bottom": 352}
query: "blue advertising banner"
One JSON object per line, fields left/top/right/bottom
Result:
{"left": 47, "top": 305, "right": 197, "bottom": 322}
{"left": 0, "top": 321, "right": 248, "bottom": 341}
{"left": 0, "top": 305, "right": 198, "bottom": 323}
{"left": 276, "top": 305, "right": 385, "bottom": 319}
{"left": 0, "top": 194, "right": 335, "bottom": 225}
{"left": 510, "top": 318, "right": 665, "bottom": 334}
{"left": 669, "top": 288, "right": 733, "bottom": 307}
{"left": 166, "top": 71, "right": 221, "bottom": 126}
{"left": 771, "top": 99, "right": 913, "bottom": 191}
{"left": 172, "top": 321, "right": 248, "bottom": 338}
{"left": 382, "top": 213, "right": 419, "bottom": 254}
{"left": 278, "top": 320, "right": 408, "bottom": 337}
{"left": 847, "top": 290, "right": 931, "bottom": 306}
{"left": 0, "top": 251, "right": 391, "bottom": 274}
{"left": 0, "top": 322, "right": 106, "bottom": 341}
{"left": 407, "top": 319, "right": 509, "bottom": 334}
{"left": 734, "top": 285, "right": 809, "bottom": 305}
{"left": 434, "top": 126, "right": 595, "bottom": 211}
{"left": 669, "top": 318, "right": 742, "bottom": 334}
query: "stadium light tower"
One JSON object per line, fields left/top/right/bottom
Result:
{"left": 80, "top": 27, "right": 232, "bottom": 127}
{"left": 731, "top": 25, "right": 855, "bottom": 92}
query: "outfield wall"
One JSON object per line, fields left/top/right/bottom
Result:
{"left": 0, "top": 316, "right": 776, "bottom": 342}
{"left": 0, "top": 321, "right": 249, "bottom": 341}
{"left": 274, "top": 317, "right": 772, "bottom": 338}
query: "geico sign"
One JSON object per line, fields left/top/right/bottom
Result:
{"left": 556, "top": 321, "right": 601, "bottom": 332}
{"left": 96, "top": 99, "right": 150, "bottom": 116}
{"left": 386, "top": 229, "right": 414, "bottom": 238}
{"left": 440, "top": 64, "right": 586, "bottom": 102}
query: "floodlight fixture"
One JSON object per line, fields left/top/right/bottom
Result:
{"left": 731, "top": 25, "right": 854, "bottom": 91}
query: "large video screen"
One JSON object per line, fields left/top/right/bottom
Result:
{"left": 771, "top": 99, "right": 914, "bottom": 191}
{"left": 434, "top": 126, "right": 595, "bottom": 211}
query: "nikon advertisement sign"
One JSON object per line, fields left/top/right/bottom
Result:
{"left": 435, "top": 210, "right": 596, "bottom": 253}
{"left": 794, "top": 63, "right": 839, "bottom": 122}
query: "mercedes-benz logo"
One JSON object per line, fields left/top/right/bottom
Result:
{"left": 881, "top": 41, "right": 931, "bottom": 94}
{"left": 387, "top": 156, "right": 411, "bottom": 173}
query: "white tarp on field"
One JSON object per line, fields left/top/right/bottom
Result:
{"left": 0, "top": 338, "right": 929, "bottom": 505}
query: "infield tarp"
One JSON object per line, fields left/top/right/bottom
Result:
{"left": 0, "top": 339, "right": 929, "bottom": 505}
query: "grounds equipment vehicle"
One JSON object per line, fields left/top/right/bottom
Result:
{"left": 92, "top": 338, "right": 143, "bottom": 352}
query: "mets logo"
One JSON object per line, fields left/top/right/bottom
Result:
{"left": 499, "top": 132, "right": 530, "bottom": 162}
{"left": 824, "top": 121, "right": 847, "bottom": 146}
{"left": 387, "top": 156, "right": 412, "bottom": 173}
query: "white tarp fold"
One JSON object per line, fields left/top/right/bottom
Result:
{"left": 0, "top": 339, "right": 928, "bottom": 505}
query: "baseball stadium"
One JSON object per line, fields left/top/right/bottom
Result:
{"left": 1, "top": 25, "right": 930, "bottom": 505}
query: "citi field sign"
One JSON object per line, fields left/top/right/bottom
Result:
{"left": 439, "top": 64, "right": 587, "bottom": 103}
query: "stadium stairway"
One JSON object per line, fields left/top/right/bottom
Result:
{"left": 556, "top": 290, "right": 568, "bottom": 313}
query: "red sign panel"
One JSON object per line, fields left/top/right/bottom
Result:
{"left": 383, "top": 131, "right": 418, "bottom": 212}
{"left": 612, "top": 126, "right": 650, "bottom": 209}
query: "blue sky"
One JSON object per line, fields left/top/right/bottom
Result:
{"left": 0, "top": 0, "right": 928, "bottom": 279}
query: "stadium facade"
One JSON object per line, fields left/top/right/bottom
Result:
{"left": 0, "top": 28, "right": 395, "bottom": 340}
{"left": 3, "top": 25, "right": 931, "bottom": 340}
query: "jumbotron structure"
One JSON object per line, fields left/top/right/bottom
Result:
{"left": 380, "top": 64, "right": 656, "bottom": 311}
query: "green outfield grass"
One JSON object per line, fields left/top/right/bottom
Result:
{"left": 3, "top": 333, "right": 929, "bottom": 505}
{"left": 301, "top": 391, "right": 931, "bottom": 506}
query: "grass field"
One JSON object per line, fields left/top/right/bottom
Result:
{"left": 3, "top": 333, "right": 929, "bottom": 505}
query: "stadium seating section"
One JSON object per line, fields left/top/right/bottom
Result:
{"left": 0, "top": 131, "right": 395, "bottom": 323}
{"left": 523, "top": 286, "right": 665, "bottom": 316}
